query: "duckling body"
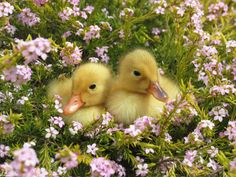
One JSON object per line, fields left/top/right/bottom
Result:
{"left": 47, "top": 63, "right": 112, "bottom": 126}
{"left": 106, "top": 49, "right": 180, "bottom": 125}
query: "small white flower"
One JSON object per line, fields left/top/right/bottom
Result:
{"left": 45, "top": 127, "right": 59, "bottom": 139}
{"left": 86, "top": 143, "right": 98, "bottom": 156}
{"left": 144, "top": 148, "right": 154, "bottom": 154}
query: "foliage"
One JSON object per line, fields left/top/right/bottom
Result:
{"left": 0, "top": 0, "right": 236, "bottom": 176}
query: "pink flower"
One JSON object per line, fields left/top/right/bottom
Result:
{"left": 207, "top": 146, "right": 218, "bottom": 158}
{"left": 230, "top": 158, "right": 236, "bottom": 170}
{"left": 0, "top": 2, "right": 14, "bottom": 17}
{"left": 60, "top": 42, "right": 83, "bottom": 65}
{"left": 0, "top": 144, "right": 10, "bottom": 158}
{"left": 182, "top": 150, "right": 197, "bottom": 167}
{"left": 33, "top": 0, "right": 48, "bottom": 6}
{"left": 0, "top": 144, "right": 43, "bottom": 177}
{"left": 90, "top": 157, "right": 125, "bottom": 177}
{"left": 83, "top": 25, "right": 101, "bottom": 43}
{"left": 198, "top": 120, "right": 215, "bottom": 130}
{"left": 95, "top": 46, "right": 109, "bottom": 57}
{"left": 58, "top": 7, "right": 74, "bottom": 21}
{"left": 17, "top": 38, "right": 51, "bottom": 64}
{"left": 124, "top": 125, "right": 142, "bottom": 137}
{"left": 67, "top": 0, "right": 80, "bottom": 5}
{"left": 224, "top": 121, "right": 236, "bottom": 142}
{"left": 95, "top": 46, "right": 110, "bottom": 63}
{"left": 69, "top": 121, "right": 83, "bottom": 135}
{"left": 18, "top": 8, "right": 40, "bottom": 26}
{"left": 155, "top": 6, "right": 165, "bottom": 14}
{"left": 83, "top": 5, "right": 94, "bottom": 14}
{"left": 119, "top": 8, "right": 134, "bottom": 18}
{"left": 56, "top": 148, "right": 78, "bottom": 169}
{"left": 209, "top": 106, "right": 228, "bottom": 122}
{"left": 207, "top": 159, "right": 220, "bottom": 170}
{"left": 86, "top": 143, "right": 98, "bottom": 156}
{"left": 135, "top": 163, "right": 148, "bottom": 176}
{"left": 226, "top": 40, "right": 236, "bottom": 53}
{"left": 3, "top": 65, "right": 32, "bottom": 85}
{"left": 89, "top": 57, "right": 100, "bottom": 63}
{"left": 49, "top": 116, "right": 65, "bottom": 128}
{"left": 152, "top": 27, "right": 161, "bottom": 36}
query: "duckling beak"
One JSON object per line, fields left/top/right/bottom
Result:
{"left": 63, "top": 95, "right": 84, "bottom": 115}
{"left": 148, "top": 81, "right": 168, "bottom": 102}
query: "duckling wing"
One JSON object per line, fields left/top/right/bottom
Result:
{"left": 106, "top": 90, "right": 150, "bottom": 125}
{"left": 64, "top": 106, "right": 104, "bottom": 126}
{"left": 47, "top": 78, "right": 72, "bottom": 105}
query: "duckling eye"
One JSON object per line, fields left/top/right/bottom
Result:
{"left": 133, "top": 70, "right": 141, "bottom": 76}
{"left": 89, "top": 84, "right": 96, "bottom": 90}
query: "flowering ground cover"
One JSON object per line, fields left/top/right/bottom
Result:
{"left": 0, "top": 0, "right": 236, "bottom": 176}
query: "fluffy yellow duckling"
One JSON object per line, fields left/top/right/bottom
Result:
{"left": 106, "top": 49, "right": 180, "bottom": 125}
{"left": 47, "top": 63, "right": 112, "bottom": 126}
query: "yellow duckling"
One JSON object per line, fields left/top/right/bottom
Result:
{"left": 47, "top": 63, "right": 112, "bottom": 126}
{"left": 106, "top": 49, "right": 180, "bottom": 125}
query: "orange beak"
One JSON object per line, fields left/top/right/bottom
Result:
{"left": 148, "top": 81, "right": 168, "bottom": 102}
{"left": 63, "top": 95, "right": 84, "bottom": 115}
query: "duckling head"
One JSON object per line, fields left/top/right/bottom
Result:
{"left": 63, "top": 63, "right": 112, "bottom": 115}
{"left": 118, "top": 48, "right": 168, "bottom": 102}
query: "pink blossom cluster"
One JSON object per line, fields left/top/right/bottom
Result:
{"left": 207, "top": 2, "right": 228, "bottom": 21}
{"left": 55, "top": 148, "right": 78, "bottom": 169}
{"left": 232, "top": 59, "right": 236, "bottom": 80}
{"left": 90, "top": 157, "right": 125, "bottom": 177}
{"left": 83, "top": 25, "right": 101, "bottom": 43}
{"left": 101, "top": 112, "right": 113, "bottom": 126}
{"left": 119, "top": 8, "right": 134, "bottom": 18}
{"left": 207, "top": 159, "right": 220, "bottom": 170}
{"left": 150, "top": 0, "right": 167, "bottom": 15}
{"left": 165, "top": 94, "right": 198, "bottom": 125}
{"left": 226, "top": 40, "right": 236, "bottom": 53}
{"left": 182, "top": 150, "right": 197, "bottom": 167}
{"left": 54, "top": 95, "right": 63, "bottom": 113}
{"left": 210, "top": 84, "right": 236, "bottom": 96}
{"left": 58, "top": 5, "right": 94, "bottom": 21}
{"left": 2, "top": 24, "right": 16, "bottom": 36}
{"left": 0, "top": 2, "right": 14, "bottom": 17}
{"left": 69, "top": 121, "right": 83, "bottom": 135}
{"left": 60, "top": 42, "right": 83, "bottom": 65}
{"left": 67, "top": 0, "right": 80, "bottom": 6}
{"left": 49, "top": 116, "right": 65, "bottom": 128}
{"left": 192, "top": 45, "right": 225, "bottom": 85}
{"left": 3, "top": 65, "right": 32, "bottom": 85}
{"left": 58, "top": 7, "right": 74, "bottom": 21}
{"left": 33, "top": 0, "right": 48, "bottom": 6}
{"left": 95, "top": 46, "right": 110, "bottom": 63}
{"left": 230, "top": 158, "right": 236, "bottom": 171}
{"left": 18, "top": 8, "right": 40, "bottom": 26}
{"left": 17, "top": 37, "right": 51, "bottom": 64}
{"left": 209, "top": 104, "right": 229, "bottom": 122}
{"left": 184, "top": 120, "right": 215, "bottom": 144}
{"left": 207, "top": 146, "right": 218, "bottom": 158}
{"left": 223, "top": 121, "right": 236, "bottom": 146}
{"left": 0, "top": 143, "right": 48, "bottom": 177}
{"left": 0, "top": 144, "right": 10, "bottom": 158}
{"left": 124, "top": 116, "right": 160, "bottom": 137}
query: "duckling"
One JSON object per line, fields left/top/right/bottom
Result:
{"left": 47, "top": 63, "right": 112, "bottom": 126}
{"left": 106, "top": 49, "right": 180, "bottom": 125}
